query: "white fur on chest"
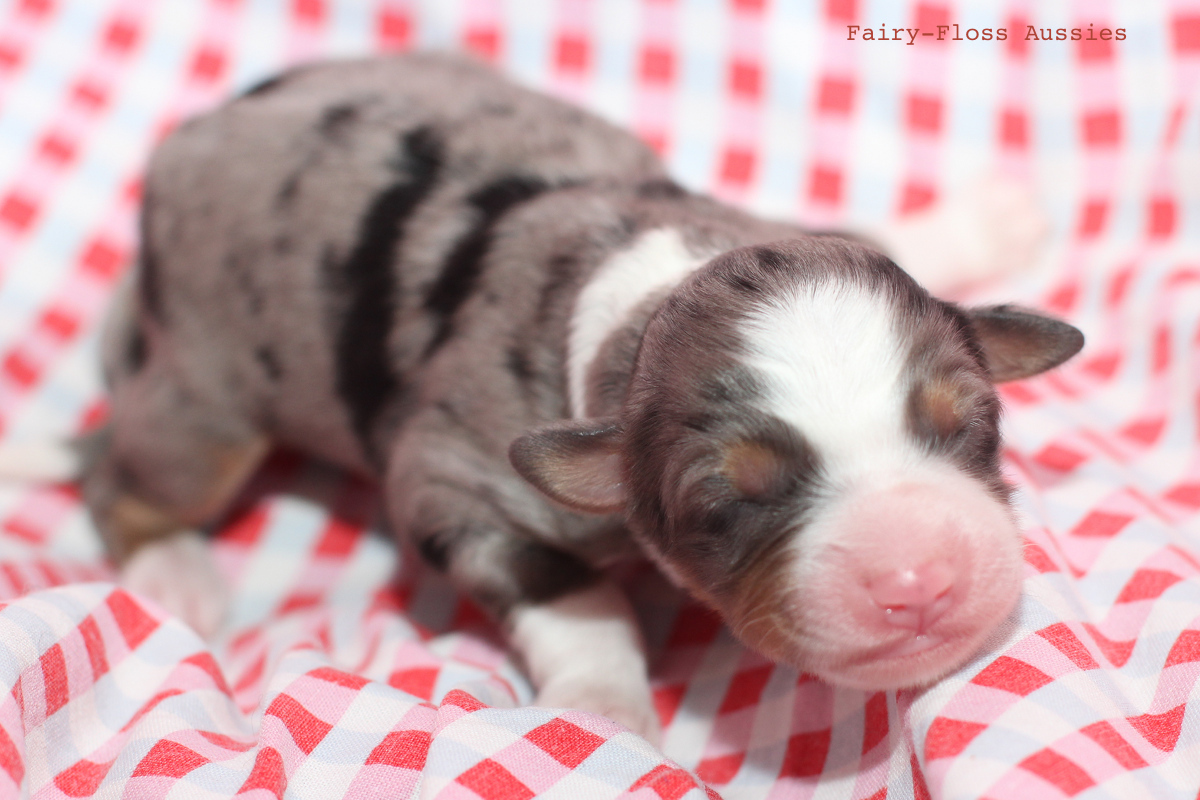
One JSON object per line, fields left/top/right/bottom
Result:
{"left": 567, "top": 228, "right": 712, "bottom": 418}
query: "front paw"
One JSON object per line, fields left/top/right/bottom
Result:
{"left": 535, "top": 676, "right": 662, "bottom": 747}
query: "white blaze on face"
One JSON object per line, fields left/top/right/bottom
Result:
{"left": 567, "top": 228, "right": 713, "bottom": 418}
{"left": 740, "top": 279, "right": 920, "bottom": 484}
{"left": 737, "top": 278, "right": 1024, "bottom": 689}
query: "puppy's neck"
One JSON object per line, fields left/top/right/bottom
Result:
{"left": 567, "top": 227, "right": 713, "bottom": 418}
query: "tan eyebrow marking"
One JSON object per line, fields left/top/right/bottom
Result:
{"left": 723, "top": 440, "right": 787, "bottom": 498}
{"left": 918, "top": 377, "right": 970, "bottom": 438}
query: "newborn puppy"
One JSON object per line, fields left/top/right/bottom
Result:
{"left": 62, "top": 54, "right": 1079, "bottom": 742}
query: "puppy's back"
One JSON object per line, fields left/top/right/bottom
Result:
{"left": 126, "top": 54, "right": 665, "bottom": 470}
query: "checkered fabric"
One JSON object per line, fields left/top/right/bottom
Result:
{"left": 0, "top": 1, "right": 1195, "bottom": 798}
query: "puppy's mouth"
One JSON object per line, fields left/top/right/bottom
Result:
{"left": 726, "top": 577, "right": 1012, "bottom": 691}
{"left": 871, "top": 631, "right": 945, "bottom": 660}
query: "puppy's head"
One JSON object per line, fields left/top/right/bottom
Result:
{"left": 511, "top": 238, "right": 1082, "bottom": 689}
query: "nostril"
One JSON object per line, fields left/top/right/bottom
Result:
{"left": 868, "top": 561, "right": 955, "bottom": 631}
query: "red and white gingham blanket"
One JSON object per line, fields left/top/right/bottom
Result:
{"left": 0, "top": 1, "right": 1197, "bottom": 798}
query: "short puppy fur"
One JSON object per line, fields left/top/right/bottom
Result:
{"left": 82, "top": 54, "right": 1082, "bottom": 742}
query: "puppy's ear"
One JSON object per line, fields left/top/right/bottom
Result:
{"left": 509, "top": 418, "right": 625, "bottom": 513}
{"left": 968, "top": 304, "right": 1085, "bottom": 382}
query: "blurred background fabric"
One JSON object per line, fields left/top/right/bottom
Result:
{"left": 0, "top": 0, "right": 1196, "bottom": 798}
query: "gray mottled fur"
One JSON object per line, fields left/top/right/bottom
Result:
{"left": 89, "top": 52, "right": 1082, "bottom": 664}
{"left": 91, "top": 54, "right": 801, "bottom": 606}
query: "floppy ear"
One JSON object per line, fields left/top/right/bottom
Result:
{"left": 967, "top": 304, "right": 1084, "bottom": 382}
{"left": 509, "top": 418, "right": 626, "bottom": 514}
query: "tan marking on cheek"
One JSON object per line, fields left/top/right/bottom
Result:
{"left": 920, "top": 378, "right": 968, "bottom": 438}
{"left": 651, "top": 525, "right": 803, "bottom": 666}
{"left": 724, "top": 543, "right": 801, "bottom": 663}
{"left": 723, "top": 441, "right": 785, "bottom": 498}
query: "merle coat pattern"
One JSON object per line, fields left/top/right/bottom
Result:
{"left": 86, "top": 54, "right": 1082, "bottom": 742}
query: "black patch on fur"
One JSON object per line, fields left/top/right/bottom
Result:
{"left": 136, "top": 183, "right": 164, "bottom": 321}
{"left": 416, "top": 534, "right": 451, "bottom": 572}
{"left": 277, "top": 177, "right": 298, "bottom": 207}
{"left": 616, "top": 214, "right": 639, "bottom": 239}
{"left": 411, "top": 522, "right": 597, "bottom": 612}
{"left": 126, "top": 327, "right": 147, "bottom": 374}
{"left": 422, "top": 176, "right": 554, "bottom": 357}
{"left": 255, "top": 346, "right": 282, "bottom": 381}
{"left": 506, "top": 346, "right": 534, "bottom": 383}
{"left": 751, "top": 245, "right": 793, "bottom": 274}
{"left": 636, "top": 178, "right": 687, "bottom": 199}
{"left": 319, "top": 102, "right": 359, "bottom": 142}
{"left": 506, "top": 542, "right": 598, "bottom": 605}
{"left": 481, "top": 101, "right": 515, "bottom": 116}
{"left": 276, "top": 100, "right": 373, "bottom": 209}
{"left": 137, "top": 244, "right": 162, "bottom": 322}
{"left": 230, "top": 254, "right": 265, "bottom": 315}
{"left": 333, "top": 126, "right": 443, "bottom": 460}
{"left": 727, "top": 274, "right": 761, "bottom": 294}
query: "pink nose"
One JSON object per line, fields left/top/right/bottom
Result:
{"left": 867, "top": 561, "right": 955, "bottom": 633}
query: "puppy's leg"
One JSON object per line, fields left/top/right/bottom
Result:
{"left": 386, "top": 427, "right": 660, "bottom": 743}
{"left": 84, "top": 361, "right": 268, "bottom": 638}
{"left": 510, "top": 581, "right": 659, "bottom": 744}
